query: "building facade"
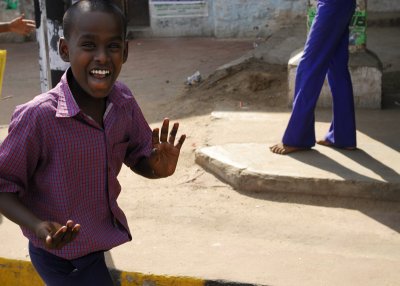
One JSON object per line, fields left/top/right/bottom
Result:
{"left": 2, "top": 0, "right": 400, "bottom": 41}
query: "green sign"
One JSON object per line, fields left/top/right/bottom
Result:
{"left": 4, "top": 0, "right": 18, "bottom": 9}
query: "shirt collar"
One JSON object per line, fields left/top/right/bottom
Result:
{"left": 56, "top": 69, "right": 81, "bottom": 118}
{"left": 55, "top": 68, "right": 131, "bottom": 118}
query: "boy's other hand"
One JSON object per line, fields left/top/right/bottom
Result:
{"left": 35, "top": 220, "right": 80, "bottom": 250}
{"left": 149, "top": 118, "right": 186, "bottom": 177}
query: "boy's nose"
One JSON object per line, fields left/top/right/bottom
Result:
{"left": 94, "top": 48, "right": 108, "bottom": 63}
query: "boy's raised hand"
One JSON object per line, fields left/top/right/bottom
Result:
{"left": 35, "top": 220, "right": 80, "bottom": 250}
{"left": 149, "top": 118, "right": 186, "bottom": 177}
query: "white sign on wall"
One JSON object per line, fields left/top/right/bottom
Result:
{"left": 150, "top": 0, "right": 208, "bottom": 18}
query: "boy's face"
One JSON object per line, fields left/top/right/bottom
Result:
{"left": 59, "top": 10, "right": 128, "bottom": 99}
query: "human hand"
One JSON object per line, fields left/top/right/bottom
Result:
{"left": 9, "top": 14, "right": 35, "bottom": 36}
{"left": 149, "top": 118, "right": 186, "bottom": 177}
{"left": 35, "top": 220, "right": 80, "bottom": 250}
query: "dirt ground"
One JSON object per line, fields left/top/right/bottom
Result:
{"left": 0, "top": 37, "right": 258, "bottom": 124}
{"left": 122, "top": 38, "right": 289, "bottom": 123}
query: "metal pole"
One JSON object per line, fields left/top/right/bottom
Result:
{"left": 34, "top": 0, "right": 73, "bottom": 92}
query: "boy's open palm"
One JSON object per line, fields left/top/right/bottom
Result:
{"left": 36, "top": 220, "right": 80, "bottom": 250}
{"left": 149, "top": 118, "right": 186, "bottom": 177}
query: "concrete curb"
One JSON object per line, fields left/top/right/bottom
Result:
{"left": 0, "top": 257, "right": 266, "bottom": 286}
{"left": 195, "top": 143, "right": 400, "bottom": 202}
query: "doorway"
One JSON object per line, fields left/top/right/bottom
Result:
{"left": 126, "top": 0, "right": 150, "bottom": 27}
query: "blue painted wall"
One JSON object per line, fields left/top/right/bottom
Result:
{"left": 212, "top": 0, "right": 306, "bottom": 37}
{"left": 151, "top": 0, "right": 307, "bottom": 37}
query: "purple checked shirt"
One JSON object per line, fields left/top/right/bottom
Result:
{"left": 0, "top": 70, "right": 153, "bottom": 259}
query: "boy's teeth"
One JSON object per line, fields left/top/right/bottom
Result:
{"left": 92, "top": 70, "right": 109, "bottom": 75}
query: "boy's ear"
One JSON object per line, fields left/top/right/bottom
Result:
{"left": 123, "top": 40, "right": 129, "bottom": 63}
{"left": 59, "top": 38, "right": 70, "bottom": 62}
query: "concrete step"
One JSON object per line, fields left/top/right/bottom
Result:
{"left": 195, "top": 111, "right": 400, "bottom": 203}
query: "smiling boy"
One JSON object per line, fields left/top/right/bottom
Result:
{"left": 0, "top": 1, "right": 185, "bottom": 285}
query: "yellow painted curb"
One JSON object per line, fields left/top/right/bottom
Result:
{"left": 0, "top": 257, "right": 206, "bottom": 286}
{"left": 120, "top": 271, "right": 205, "bottom": 286}
{"left": 0, "top": 257, "right": 43, "bottom": 286}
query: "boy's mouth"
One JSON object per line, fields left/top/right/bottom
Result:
{"left": 90, "top": 69, "right": 111, "bottom": 79}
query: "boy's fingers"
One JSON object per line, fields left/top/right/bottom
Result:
{"left": 54, "top": 226, "right": 67, "bottom": 236}
{"left": 72, "top": 224, "right": 81, "bottom": 232}
{"left": 45, "top": 234, "right": 59, "bottom": 249}
{"left": 175, "top": 135, "right": 186, "bottom": 150}
{"left": 65, "top": 220, "right": 75, "bottom": 229}
{"left": 61, "top": 225, "right": 80, "bottom": 245}
{"left": 152, "top": 128, "right": 160, "bottom": 146}
{"left": 160, "top": 118, "right": 169, "bottom": 143}
{"left": 168, "top": 123, "right": 179, "bottom": 145}
{"left": 70, "top": 226, "right": 80, "bottom": 241}
{"left": 52, "top": 226, "right": 67, "bottom": 243}
{"left": 47, "top": 224, "right": 80, "bottom": 249}
{"left": 45, "top": 235, "right": 54, "bottom": 248}
{"left": 61, "top": 226, "right": 74, "bottom": 241}
{"left": 45, "top": 235, "right": 52, "bottom": 244}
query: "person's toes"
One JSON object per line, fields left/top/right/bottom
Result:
{"left": 344, "top": 146, "right": 357, "bottom": 151}
{"left": 317, "top": 140, "right": 356, "bottom": 150}
{"left": 270, "top": 143, "right": 283, "bottom": 154}
{"left": 316, "top": 139, "right": 332, "bottom": 146}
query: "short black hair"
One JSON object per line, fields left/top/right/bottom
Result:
{"left": 63, "top": 0, "right": 127, "bottom": 40}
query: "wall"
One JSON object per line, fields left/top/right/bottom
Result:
{"left": 149, "top": 0, "right": 307, "bottom": 38}
{"left": 1, "top": 0, "right": 400, "bottom": 41}
{"left": 149, "top": 0, "right": 214, "bottom": 37}
{"left": 368, "top": 0, "right": 400, "bottom": 12}
{"left": 148, "top": 0, "right": 400, "bottom": 38}
{"left": 212, "top": 0, "right": 306, "bottom": 38}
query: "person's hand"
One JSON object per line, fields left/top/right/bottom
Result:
{"left": 35, "top": 220, "right": 80, "bottom": 250}
{"left": 149, "top": 118, "right": 186, "bottom": 177}
{"left": 9, "top": 14, "right": 35, "bottom": 36}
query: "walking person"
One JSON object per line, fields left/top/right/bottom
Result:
{"left": 270, "top": 0, "right": 357, "bottom": 154}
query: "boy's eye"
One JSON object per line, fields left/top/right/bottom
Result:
{"left": 109, "top": 43, "right": 122, "bottom": 50}
{"left": 81, "top": 42, "right": 95, "bottom": 49}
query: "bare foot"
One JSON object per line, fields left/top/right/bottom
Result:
{"left": 317, "top": 140, "right": 357, "bottom": 150}
{"left": 269, "top": 143, "right": 309, "bottom": 155}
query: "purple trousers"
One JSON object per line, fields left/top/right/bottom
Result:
{"left": 282, "top": 0, "right": 357, "bottom": 148}
{"left": 29, "top": 242, "right": 114, "bottom": 286}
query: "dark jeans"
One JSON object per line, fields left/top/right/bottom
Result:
{"left": 29, "top": 242, "right": 114, "bottom": 286}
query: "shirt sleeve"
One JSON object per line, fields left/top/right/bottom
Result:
{"left": 121, "top": 88, "right": 153, "bottom": 169}
{"left": 0, "top": 104, "right": 42, "bottom": 196}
